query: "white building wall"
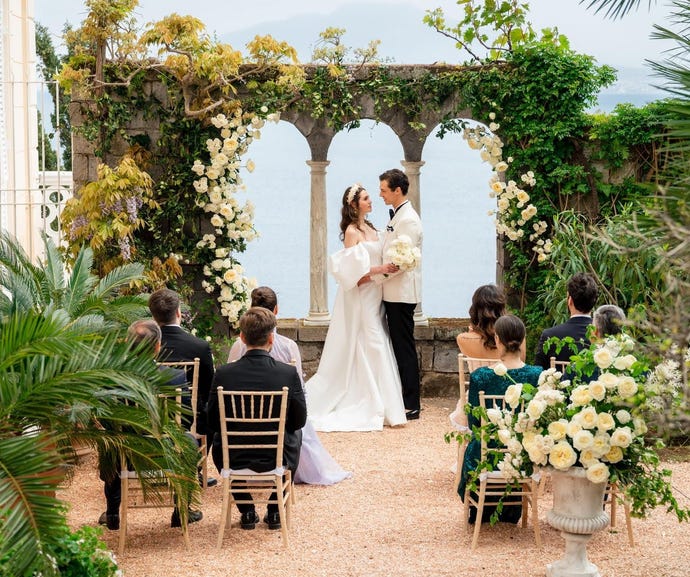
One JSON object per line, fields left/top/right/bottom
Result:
{"left": 1, "top": 0, "right": 43, "bottom": 258}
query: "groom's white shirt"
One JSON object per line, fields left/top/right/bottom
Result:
{"left": 373, "top": 200, "right": 422, "bottom": 304}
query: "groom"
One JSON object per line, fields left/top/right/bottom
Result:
{"left": 376, "top": 168, "right": 423, "bottom": 420}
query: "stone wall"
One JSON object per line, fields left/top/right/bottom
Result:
{"left": 277, "top": 317, "right": 469, "bottom": 398}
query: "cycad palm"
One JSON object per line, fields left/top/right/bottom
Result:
{"left": 0, "top": 235, "right": 199, "bottom": 577}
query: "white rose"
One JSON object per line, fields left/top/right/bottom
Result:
{"left": 597, "top": 412, "right": 616, "bottom": 431}
{"left": 504, "top": 383, "right": 522, "bottom": 408}
{"left": 570, "top": 385, "right": 592, "bottom": 407}
{"left": 573, "top": 429, "right": 595, "bottom": 451}
{"left": 588, "top": 380, "right": 607, "bottom": 401}
{"left": 617, "top": 376, "right": 638, "bottom": 399}
{"left": 613, "top": 354, "right": 637, "bottom": 371}
{"left": 547, "top": 419, "right": 568, "bottom": 441}
{"left": 591, "top": 432, "right": 611, "bottom": 457}
{"left": 566, "top": 420, "right": 582, "bottom": 438}
{"left": 578, "top": 407, "right": 599, "bottom": 429}
{"left": 610, "top": 426, "right": 633, "bottom": 448}
{"left": 549, "top": 441, "right": 578, "bottom": 470}
{"left": 493, "top": 363, "right": 508, "bottom": 377}
{"left": 616, "top": 409, "right": 632, "bottom": 424}
{"left": 210, "top": 214, "right": 224, "bottom": 228}
{"left": 526, "top": 399, "right": 546, "bottom": 420}
{"left": 633, "top": 417, "right": 648, "bottom": 436}
{"left": 579, "top": 449, "right": 598, "bottom": 468}
{"left": 598, "top": 372, "right": 619, "bottom": 389}
{"left": 604, "top": 445, "right": 624, "bottom": 463}
{"left": 585, "top": 462, "right": 610, "bottom": 484}
{"left": 486, "top": 408, "right": 502, "bottom": 425}
{"left": 593, "top": 347, "right": 614, "bottom": 369}
{"left": 497, "top": 428, "right": 512, "bottom": 446}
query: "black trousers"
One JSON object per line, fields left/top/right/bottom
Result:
{"left": 383, "top": 300, "right": 420, "bottom": 412}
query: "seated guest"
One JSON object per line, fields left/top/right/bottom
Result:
{"left": 534, "top": 272, "right": 599, "bottom": 369}
{"left": 456, "top": 284, "right": 525, "bottom": 368}
{"left": 148, "top": 288, "right": 217, "bottom": 487}
{"left": 593, "top": 304, "right": 626, "bottom": 338}
{"left": 228, "top": 286, "right": 351, "bottom": 485}
{"left": 99, "top": 320, "right": 202, "bottom": 530}
{"left": 208, "top": 307, "right": 307, "bottom": 531}
{"left": 458, "top": 314, "right": 542, "bottom": 524}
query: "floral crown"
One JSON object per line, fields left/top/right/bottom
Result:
{"left": 346, "top": 183, "right": 363, "bottom": 204}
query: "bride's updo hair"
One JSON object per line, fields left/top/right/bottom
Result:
{"left": 339, "top": 183, "right": 376, "bottom": 241}
{"left": 494, "top": 314, "right": 525, "bottom": 354}
{"left": 469, "top": 284, "right": 506, "bottom": 350}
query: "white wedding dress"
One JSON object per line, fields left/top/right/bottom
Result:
{"left": 306, "top": 239, "right": 407, "bottom": 431}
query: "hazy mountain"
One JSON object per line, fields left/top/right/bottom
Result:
{"left": 222, "top": 2, "right": 464, "bottom": 65}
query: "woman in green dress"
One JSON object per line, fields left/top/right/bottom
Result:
{"left": 458, "top": 314, "right": 543, "bottom": 524}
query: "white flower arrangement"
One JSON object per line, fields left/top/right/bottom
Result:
{"left": 461, "top": 113, "right": 552, "bottom": 263}
{"left": 191, "top": 109, "right": 279, "bottom": 325}
{"left": 468, "top": 334, "right": 689, "bottom": 519}
{"left": 385, "top": 234, "right": 421, "bottom": 272}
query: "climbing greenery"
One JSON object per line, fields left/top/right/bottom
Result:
{"left": 58, "top": 0, "right": 666, "bottom": 343}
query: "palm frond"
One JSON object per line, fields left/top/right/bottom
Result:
{"left": 64, "top": 244, "right": 98, "bottom": 317}
{"left": 580, "top": 0, "right": 654, "bottom": 19}
{"left": 40, "top": 234, "right": 68, "bottom": 301}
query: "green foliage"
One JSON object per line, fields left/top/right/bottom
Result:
{"left": 46, "top": 524, "right": 120, "bottom": 577}
{"left": 423, "top": 0, "right": 568, "bottom": 63}
{"left": 0, "top": 232, "right": 199, "bottom": 577}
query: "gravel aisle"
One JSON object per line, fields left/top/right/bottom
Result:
{"left": 61, "top": 398, "right": 690, "bottom": 577}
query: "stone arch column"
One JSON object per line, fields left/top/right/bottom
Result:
{"left": 303, "top": 159, "right": 331, "bottom": 326}
{"left": 400, "top": 159, "right": 428, "bottom": 326}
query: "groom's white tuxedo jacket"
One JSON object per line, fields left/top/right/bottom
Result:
{"left": 374, "top": 200, "right": 423, "bottom": 304}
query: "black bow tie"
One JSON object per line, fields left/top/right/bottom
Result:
{"left": 389, "top": 208, "right": 395, "bottom": 219}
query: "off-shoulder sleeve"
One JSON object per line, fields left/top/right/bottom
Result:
{"left": 328, "top": 244, "right": 371, "bottom": 291}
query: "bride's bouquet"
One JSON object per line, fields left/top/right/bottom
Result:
{"left": 386, "top": 234, "right": 421, "bottom": 272}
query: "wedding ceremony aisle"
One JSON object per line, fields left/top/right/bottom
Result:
{"left": 60, "top": 398, "right": 690, "bottom": 577}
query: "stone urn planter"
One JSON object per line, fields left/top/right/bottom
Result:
{"left": 546, "top": 467, "right": 610, "bottom": 577}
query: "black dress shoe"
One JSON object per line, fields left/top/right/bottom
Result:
{"left": 405, "top": 409, "right": 420, "bottom": 420}
{"left": 98, "top": 511, "right": 120, "bottom": 530}
{"left": 240, "top": 510, "right": 260, "bottom": 530}
{"left": 170, "top": 508, "right": 203, "bottom": 528}
{"left": 263, "top": 511, "right": 281, "bottom": 530}
{"left": 199, "top": 474, "right": 218, "bottom": 487}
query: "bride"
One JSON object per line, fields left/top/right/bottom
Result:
{"left": 305, "top": 183, "right": 407, "bottom": 431}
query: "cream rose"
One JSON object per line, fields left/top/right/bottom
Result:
{"left": 604, "top": 445, "right": 624, "bottom": 463}
{"left": 570, "top": 385, "right": 592, "bottom": 406}
{"left": 549, "top": 441, "right": 578, "bottom": 470}
{"left": 597, "top": 412, "right": 616, "bottom": 431}
{"left": 591, "top": 432, "right": 611, "bottom": 457}
{"left": 504, "top": 383, "right": 522, "bottom": 409}
{"left": 588, "top": 380, "right": 607, "bottom": 401}
{"left": 617, "top": 376, "right": 638, "bottom": 399}
{"left": 577, "top": 406, "right": 599, "bottom": 429}
{"left": 547, "top": 419, "right": 568, "bottom": 441}
{"left": 616, "top": 409, "right": 632, "bottom": 424}
{"left": 573, "top": 429, "right": 595, "bottom": 451}
{"left": 526, "top": 399, "right": 546, "bottom": 420}
{"left": 586, "top": 462, "right": 610, "bottom": 484}
{"left": 613, "top": 354, "right": 637, "bottom": 371}
{"left": 598, "top": 372, "right": 619, "bottom": 389}
{"left": 493, "top": 363, "right": 508, "bottom": 377}
{"left": 593, "top": 347, "right": 614, "bottom": 369}
{"left": 610, "top": 426, "right": 633, "bottom": 448}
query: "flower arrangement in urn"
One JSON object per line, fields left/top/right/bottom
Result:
{"left": 472, "top": 333, "right": 689, "bottom": 520}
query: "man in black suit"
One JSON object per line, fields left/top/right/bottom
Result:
{"left": 534, "top": 272, "right": 599, "bottom": 369}
{"left": 207, "top": 307, "right": 307, "bottom": 531}
{"left": 148, "top": 288, "right": 217, "bottom": 487}
{"left": 99, "top": 319, "right": 202, "bottom": 530}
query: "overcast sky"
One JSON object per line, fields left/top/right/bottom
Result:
{"left": 35, "top": 0, "right": 672, "bottom": 70}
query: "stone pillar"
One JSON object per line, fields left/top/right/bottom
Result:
{"left": 304, "top": 160, "right": 331, "bottom": 326}
{"left": 401, "top": 160, "right": 428, "bottom": 326}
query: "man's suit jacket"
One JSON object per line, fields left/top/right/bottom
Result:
{"left": 158, "top": 325, "right": 215, "bottom": 432}
{"left": 376, "top": 201, "right": 423, "bottom": 304}
{"left": 534, "top": 316, "right": 593, "bottom": 369}
{"left": 207, "top": 349, "right": 307, "bottom": 473}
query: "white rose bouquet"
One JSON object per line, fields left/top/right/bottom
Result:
{"left": 469, "top": 334, "right": 689, "bottom": 520}
{"left": 385, "top": 234, "right": 421, "bottom": 272}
